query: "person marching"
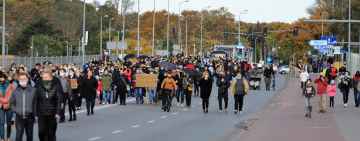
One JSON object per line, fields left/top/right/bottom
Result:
{"left": 80, "top": 69, "right": 98, "bottom": 116}
{"left": 160, "top": 72, "right": 177, "bottom": 112}
{"left": 231, "top": 72, "right": 249, "bottom": 114}
{"left": 327, "top": 80, "right": 337, "bottom": 108}
{"left": 183, "top": 76, "right": 193, "bottom": 108}
{"left": 314, "top": 74, "right": 328, "bottom": 113}
{"left": 0, "top": 72, "right": 16, "bottom": 141}
{"left": 303, "top": 79, "right": 315, "bottom": 118}
{"left": 338, "top": 68, "right": 351, "bottom": 108}
{"left": 352, "top": 71, "right": 360, "bottom": 108}
{"left": 10, "top": 72, "right": 37, "bottom": 141}
{"left": 58, "top": 69, "right": 71, "bottom": 123}
{"left": 216, "top": 72, "right": 230, "bottom": 112}
{"left": 35, "top": 67, "right": 63, "bottom": 141}
{"left": 68, "top": 69, "right": 78, "bottom": 121}
{"left": 199, "top": 71, "right": 213, "bottom": 114}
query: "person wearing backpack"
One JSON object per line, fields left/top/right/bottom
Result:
{"left": 303, "top": 79, "right": 315, "bottom": 118}
{"left": 231, "top": 72, "right": 249, "bottom": 114}
{"left": 338, "top": 70, "right": 351, "bottom": 108}
{"left": 352, "top": 71, "right": 360, "bottom": 107}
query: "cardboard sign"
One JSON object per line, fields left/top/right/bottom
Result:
{"left": 69, "top": 79, "right": 78, "bottom": 89}
{"left": 135, "top": 74, "right": 158, "bottom": 88}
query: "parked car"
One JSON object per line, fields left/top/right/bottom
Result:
{"left": 279, "top": 65, "right": 290, "bottom": 74}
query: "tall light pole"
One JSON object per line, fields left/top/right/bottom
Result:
{"left": 120, "top": 0, "right": 126, "bottom": 58}
{"left": 82, "top": 0, "right": 86, "bottom": 65}
{"left": 166, "top": 0, "right": 170, "bottom": 57}
{"left": 348, "top": 0, "right": 351, "bottom": 70}
{"left": 100, "top": 15, "right": 103, "bottom": 57}
{"left": 2, "top": 0, "right": 5, "bottom": 67}
{"left": 178, "top": 0, "right": 189, "bottom": 54}
{"left": 236, "top": 10, "right": 248, "bottom": 58}
{"left": 200, "top": 6, "right": 210, "bottom": 57}
{"left": 137, "top": 0, "right": 141, "bottom": 57}
{"left": 185, "top": 17, "right": 188, "bottom": 57}
{"left": 152, "top": 0, "right": 156, "bottom": 56}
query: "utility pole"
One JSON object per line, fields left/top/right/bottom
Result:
{"left": 185, "top": 18, "right": 188, "bottom": 57}
{"left": 348, "top": 0, "right": 352, "bottom": 69}
{"left": 82, "top": 0, "right": 86, "bottom": 65}
{"left": 120, "top": 0, "right": 125, "bottom": 58}
{"left": 137, "top": 0, "right": 140, "bottom": 57}
{"left": 166, "top": 0, "right": 170, "bottom": 57}
{"left": 2, "top": 0, "right": 5, "bottom": 67}
{"left": 200, "top": 13, "right": 203, "bottom": 57}
{"left": 152, "top": 0, "right": 156, "bottom": 56}
{"left": 100, "top": 15, "right": 103, "bottom": 57}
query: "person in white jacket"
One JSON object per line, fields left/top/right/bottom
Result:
{"left": 300, "top": 70, "right": 309, "bottom": 89}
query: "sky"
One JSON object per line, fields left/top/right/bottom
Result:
{"left": 93, "top": 0, "right": 316, "bottom": 23}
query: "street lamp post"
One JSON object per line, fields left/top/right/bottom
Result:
{"left": 185, "top": 17, "right": 188, "bottom": 57}
{"left": 200, "top": 6, "right": 210, "bottom": 57}
{"left": 166, "top": 0, "right": 170, "bottom": 57}
{"left": 152, "top": 0, "right": 156, "bottom": 56}
{"left": 120, "top": 0, "right": 125, "bottom": 59}
{"left": 137, "top": 0, "right": 140, "bottom": 57}
{"left": 235, "top": 10, "right": 248, "bottom": 59}
{"left": 178, "top": 0, "right": 189, "bottom": 54}
{"left": 100, "top": 15, "right": 103, "bottom": 57}
{"left": 348, "top": 0, "right": 351, "bottom": 70}
{"left": 2, "top": 0, "right": 5, "bottom": 67}
{"left": 82, "top": 0, "right": 86, "bottom": 65}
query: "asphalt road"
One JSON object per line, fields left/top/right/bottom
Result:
{"left": 17, "top": 75, "right": 287, "bottom": 141}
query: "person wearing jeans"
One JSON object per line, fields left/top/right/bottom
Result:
{"left": 0, "top": 72, "right": 16, "bottom": 141}
{"left": 353, "top": 71, "right": 360, "bottom": 107}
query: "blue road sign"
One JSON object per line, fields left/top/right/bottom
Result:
{"left": 309, "top": 40, "right": 328, "bottom": 46}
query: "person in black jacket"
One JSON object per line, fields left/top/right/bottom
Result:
{"left": 35, "top": 67, "right": 63, "bottom": 141}
{"left": 80, "top": 69, "right": 98, "bottom": 115}
{"left": 112, "top": 67, "right": 128, "bottom": 105}
{"left": 216, "top": 73, "right": 230, "bottom": 112}
{"left": 199, "top": 72, "right": 213, "bottom": 113}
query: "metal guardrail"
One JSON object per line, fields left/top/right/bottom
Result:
{"left": 1, "top": 55, "right": 101, "bottom": 69}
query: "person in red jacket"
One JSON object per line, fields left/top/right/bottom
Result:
{"left": 315, "top": 75, "right": 328, "bottom": 113}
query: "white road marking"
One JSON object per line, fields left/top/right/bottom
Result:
{"left": 65, "top": 98, "right": 136, "bottom": 116}
{"left": 182, "top": 108, "right": 189, "bottom": 111}
{"left": 171, "top": 112, "right": 179, "bottom": 115}
{"left": 160, "top": 115, "right": 168, "bottom": 119}
{"left": 147, "top": 120, "right": 155, "bottom": 124}
{"left": 131, "top": 124, "right": 141, "bottom": 128}
{"left": 88, "top": 136, "right": 102, "bottom": 141}
{"left": 111, "top": 130, "right": 123, "bottom": 134}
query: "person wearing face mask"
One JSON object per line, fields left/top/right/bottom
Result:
{"left": 0, "top": 72, "right": 16, "bottom": 141}
{"left": 160, "top": 72, "right": 177, "bottom": 112}
{"left": 10, "top": 72, "right": 37, "bottom": 141}
{"left": 199, "top": 72, "right": 213, "bottom": 113}
{"left": 34, "top": 67, "right": 63, "bottom": 141}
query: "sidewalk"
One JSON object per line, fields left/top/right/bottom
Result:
{"left": 228, "top": 78, "right": 346, "bottom": 141}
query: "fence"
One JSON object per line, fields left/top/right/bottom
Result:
{"left": 1, "top": 55, "right": 101, "bottom": 69}
{"left": 350, "top": 53, "right": 360, "bottom": 74}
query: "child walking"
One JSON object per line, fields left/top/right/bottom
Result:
{"left": 327, "top": 80, "right": 337, "bottom": 108}
{"left": 303, "top": 79, "right": 316, "bottom": 118}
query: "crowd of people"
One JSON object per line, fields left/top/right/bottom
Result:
{"left": 300, "top": 62, "right": 360, "bottom": 118}
{"left": 0, "top": 54, "right": 279, "bottom": 141}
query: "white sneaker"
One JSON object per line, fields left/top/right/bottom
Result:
{"left": 344, "top": 104, "right": 348, "bottom": 108}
